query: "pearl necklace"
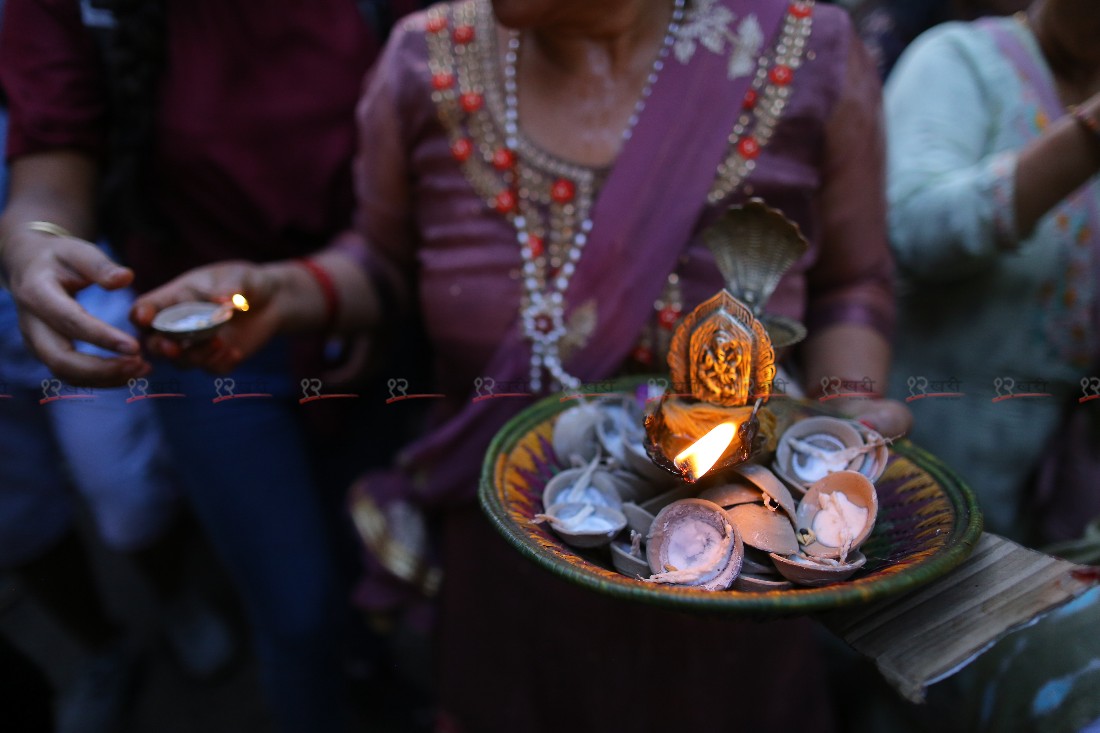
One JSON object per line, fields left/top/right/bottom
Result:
{"left": 503, "top": 0, "right": 687, "bottom": 393}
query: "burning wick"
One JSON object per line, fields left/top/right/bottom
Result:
{"left": 211, "top": 293, "right": 250, "bottom": 323}
{"left": 674, "top": 421, "right": 737, "bottom": 483}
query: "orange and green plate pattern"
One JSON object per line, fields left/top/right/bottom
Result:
{"left": 479, "top": 384, "right": 984, "bottom": 616}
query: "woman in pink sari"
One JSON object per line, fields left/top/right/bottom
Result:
{"left": 127, "top": 0, "right": 906, "bottom": 728}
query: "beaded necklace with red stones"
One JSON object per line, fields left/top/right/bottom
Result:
{"left": 504, "top": 0, "right": 687, "bottom": 392}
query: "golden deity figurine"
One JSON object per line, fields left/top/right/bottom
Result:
{"left": 644, "top": 199, "right": 808, "bottom": 481}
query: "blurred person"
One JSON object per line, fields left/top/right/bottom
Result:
{"left": 884, "top": 0, "right": 1100, "bottom": 544}
{"left": 123, "top": 0, "right": 912, "bottom": 730}
{"left": 884, "top": 1, "right": 1100, "bottom": 729}
{"left": 0, "top": 72, "right": 231, "bottom": 733}
{"left": 0, "top": 1, "right": 423, "bottom": 730}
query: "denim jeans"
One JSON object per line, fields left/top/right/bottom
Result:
{"left": 148, "top": 341, "right": 348, "bottom": 732}
{"left": 0, "top": 284, "right": 179, "bottom": 565}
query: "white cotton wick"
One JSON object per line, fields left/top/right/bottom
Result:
{"left": 665, "top": 519, "right": 729, "bottom": 572}
{"left": 646, "top": 518, "right": 734, "bottom": 585}
{"left": 788, "top": 436, "right": 852, "bottom": 480}
{"left": 564, "top": 454, "right": 602, "bottom": 504}
{"left": 810, "top": 491, "right": 867, "bottom": 549}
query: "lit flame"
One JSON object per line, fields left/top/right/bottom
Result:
{"left": 231, "top": 293, "right": 250, "bottom": 312}
{"left": 674, "top": 421, "right": 737, "bottom": 483}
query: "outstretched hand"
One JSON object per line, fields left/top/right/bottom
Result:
{"left": 131, "top": 260, "right": 285, "bottom": 374}
{"left": 3, "top": 227, "right": 148, "bottom": 386}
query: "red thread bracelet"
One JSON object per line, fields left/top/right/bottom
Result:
{"left": 295, "top": 257, "right": 339, "bottom": 330}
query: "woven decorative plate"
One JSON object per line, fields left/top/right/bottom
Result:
{"left": 479, "top": 386, "right": 984, "bottom": 616}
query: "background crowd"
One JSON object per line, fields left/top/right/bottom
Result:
{"left": 0, "top": 0, "right": 1097, "bottom": 732}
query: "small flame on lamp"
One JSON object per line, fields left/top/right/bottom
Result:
{"left": 674, "top": 421, "right": 737, "bottom": 483}
{"left": 231, "top": 293, "right": 250, "bottom": 312}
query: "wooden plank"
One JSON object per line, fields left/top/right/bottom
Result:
{"left": 819, "top": 533, "right": 1098, "bottom": 703}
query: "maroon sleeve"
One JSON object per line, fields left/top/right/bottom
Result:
{"left": 0, "top": 0, "right": 108, "bottom": 161}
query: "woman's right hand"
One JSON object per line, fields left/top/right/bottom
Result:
{"left": 131, "top": 260, "right": 292, "bottom": 375}
{"left": 133, "top": 250, "right": 376, "bottom": 374}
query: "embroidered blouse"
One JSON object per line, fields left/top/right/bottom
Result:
{"left": 344, "top": 0, "right": 894, "bottom": 405}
